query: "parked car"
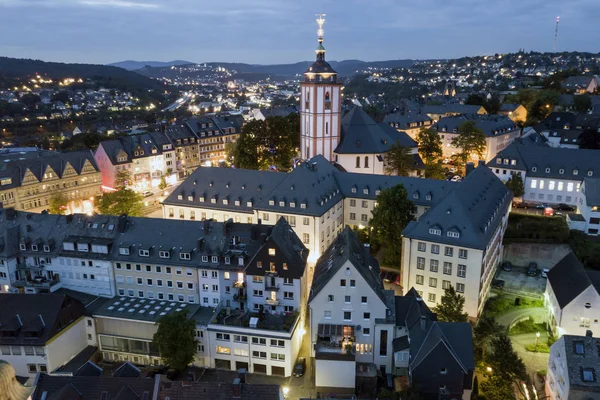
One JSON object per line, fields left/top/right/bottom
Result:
{"left": 536, "top": 203, "right": 551, "bottom": 209}
{"left": 492, "top": 279, "right": 505, "bottom": 289}
{"left": 449, "top": 167, "right": 457, "bottom": 173}
{"left": 513, "top": 201, "right": 533, "bottom": 209}
{"left": 501, "top": 261, "right": 512, "bottom": 272}
{"left": 442, "top": 158, "right": 450, "bottom": 164}
{"left": 142, "top": 191, "right": 153, "bottom": 197}
{"left": 555, "top": 203, "right": 575, "bottom": 211}
{"left": 527, "top": 262, "right": 539, "bottom": 277}
{"left": 293, "top": 357, "right": 306, "bottom": 377}
{"left": 541, "top": 268, "right": 549, "bottom": 278}
{"left": 394, "top": 275, "right": 401, "bottom": 286}
{"left": 451, "top": 175, "right": 461, "bottom": 182}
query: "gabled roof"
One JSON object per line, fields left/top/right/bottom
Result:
{"left": 74, "top": 361, "right": 103, "bottom": 377}
{"left": 547, "top": 252, "right": 599, "bottom": 308}
{"left": 422, "top": 104, "right": 485, "bottom": 115}
{"left": 32, "top": 374, "right": 157, "bottom": 400}
{"left": 112, "top": 362, "right": 141, "bottom": 378}
{"left": 403, "top": 165, "right": 512, "bottom": 249}
{"left": 157, "top": 380, "right": 281, "bottom": 400}
{"left": 335, "top": 106, "right": 418, "bottom": 154}
{"left": 432, "top": 114, "right": 517, "bottom": 137}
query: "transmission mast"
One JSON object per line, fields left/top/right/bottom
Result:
{"left": 553, "top": 16, "right": 560, "bottom": 52}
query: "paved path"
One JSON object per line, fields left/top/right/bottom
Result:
{"left": 511, "top": 333, "right": 550, "bottom": 375}
{"left": 496, "top": 307, "right": 546, "bottom": 330}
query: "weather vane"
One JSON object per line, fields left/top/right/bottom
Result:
{"left": 316, "top": 14, "right": 326, "bottom": 42}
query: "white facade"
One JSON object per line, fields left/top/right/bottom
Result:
{"left": 439, "top": 130, "right": 520, "bottom": 163}
{"left": 575, "top": 180, "right": 600, "bottom": 235}
{"left": 545, "top": 283, "right": 600, "bottom": 338}
{"left": 50, "top": 257, "right": 116, "bottom": 297}
{"left": 336, "top": 148, "right": 420, "bottom": 177}
{"left": 300, "top": 83, "right": 342, "bottom": 161}
{"left": 546, "top": 337, "right": 569, "bottom": 400}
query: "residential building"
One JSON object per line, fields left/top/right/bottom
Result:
{"left": 422, "top": 104, "right": 487, "bottom": 121}
{"left": 333, "top": 106, "right": 424, "bottom": 176}
{"left": 394, "top": 288, "right": 474, "bottom": 400}
{"left": 161, "top": 124, "right": 202, "bottom": 178}
{"left": 157, "top": 377, "right": 284, "bottom": 400}
{"left": 383, "top": 111, "right": 434, "bottom": 140}
{"left": 161, "top": 155, "right": 457, "bottom": 260}
{"left": 544, "top": 252, "right": 600, "bottom": 338}
{"left": 576, "top": 177, "right": 600, "bottom": 235}
{"left": 300, "top": 15, "right": 342, "bottom": 161}
{"left": 308, "top": 227, "right": 396, "bottom": 391}
{"left": 490, "top": 141, "right": 600, "bottom": 208}
{"left": 499, "top": 103, "right": 528, "bottom": 124}
{"left": 546, "top": 331, "right": 600, "bottom": 400}
{"left": 184, "top": 115, "right": 242, "bottom": 167}
{"left": 0, "top": 294, "right": 87, "bottom": 377}
{"left": 0, "top": 148, "right": 101, "bottom": 213}
{"left": 562, "top": 76, "right": 599, "bottom": 94}
{"left": 402, "top": 165, "right": 512, "bottom": 318}
{"left": 253, "top": 106, "right": 298, "bottom": 121}
{"left": 432, "top": 114, "right": 519, "bottom": 162}
{"left": 94, "top": 131, "right": 176, "bottom": 191}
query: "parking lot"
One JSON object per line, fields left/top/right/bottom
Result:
{"left": 494, "top": 266, "right": 547, "bottom": 297}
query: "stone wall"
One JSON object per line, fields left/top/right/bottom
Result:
{"left": 503, "top": 243, "right": 571, "bottom": 270}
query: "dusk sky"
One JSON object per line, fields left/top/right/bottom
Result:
{"left": 0, "top": 0, "right": 598, "bottom": 65}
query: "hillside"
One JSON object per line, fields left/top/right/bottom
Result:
{"left": 108, "top": 60, "right": 194, "bottom": 70}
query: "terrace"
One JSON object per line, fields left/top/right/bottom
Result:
{"left": 211, "top": 308, "right": 299, "bottom": 333}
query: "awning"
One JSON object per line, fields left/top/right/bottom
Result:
{"left": 317, "top": 324, "right": 354, "bottom": 337}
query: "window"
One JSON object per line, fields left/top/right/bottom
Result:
{"left": 431, "top": 245, "right": 439, "bottom": 254}
{"left": 363, "top": 328, "right": 371, "bottom": 335}
{"left": 363, "top": 312, "right": 370, "bottom": 320}
{"left": 27, "top": 364, "right": 37, "bottom": 373}
{"left": 428, "top": 293, "right": 436, "bottom": 302}
{"left": 233, "top": 335, "right": 248, "bottom": 343}
{"left": 216, "top": 333, "right": 230, "bottom": 341}
{"left": 216, "top": 346, "right": 231, "bottom": 355}
{"left": 350, "top": 280, "right": 356, "bottom": 287}
{"left": 418, "top": 242, "right": 426, "bottom": 252}
{"left": 444, "top": 247, "right": 453, "bottom": 257}
{"left": 271, "top": 339, "right": 285, "bottom": 347}
{"left": 442, "top": 280, "right": 451, "bottom": 290}
{"left": 252, "top": 350, "right": 267, "bottom": 359}
{"left": 284, "top": 291, "right": 294, "bottom": 300}
{"left": 457, "top": 264, "right": 466, "bottom": 278}
{"left": 531, "top": 179, "right": 537, "bottom": 189}
{"left": 458, "top": 249, "right": 468, "bottom": 259}
{"left": 429, "top": 277, "right": 437, "bottom": 287}
{"left": 180, "top": 252, "right": 191, "bottom": 260}
{"left": 159, "top": 250, "right": 170, "bottom": 258}
{"left": 252, "top": 337, "right": 267, "bottom": 345}
{"left": 416, "top": 257, "right": 425, "bottom": 269}
{"left": 416, "top": 275, "right": 424, "bottom": 285}
{"left": 430, "top": 259, "right": 439, "bottom": 272}
{"left": 549, "top": 181, "right": 555, "bottom": 190}
{"left": 429, "top": 228, "right": 441, "bottom": 235}
{"left": 344, "top": 311, "right": 352, "bottom": 320}
{"left": 324, "top": 310, "right": 332, "bottom": 319}
{"left": 328, "top": 295, "right": 334, "bottom": 302}
{"left": 268, "top": 248, "right": 276, "bottom": 256}
{"left": 583, "top": 368, "right": 595, "bottom": 382}
{"left": 456, "top": 283, "right": 465, "bottom": 293}
{"left": 340, "top": 279, "right": 346, "bottom": 287}
{"left": 443, "top": 262, "right": 452, "bottom": 275}
{"left": 574, "top": 341, "right": 584, "bottom": 354}
{"left": 344, "top": 295, "right": 351, "bottom": 303}
{"left": 361, "top": 296, "right": 367, "bottom": 303}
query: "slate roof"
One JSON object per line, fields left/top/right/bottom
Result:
{"left": 562, "top": 76, "right": 594, "bottom": 89}
{"left": 55, "top": 346, "right": 99, "bottom": 374}
{"left": 0, "top": 148, "right": 99, "bottom": 190}
{"left": 432, "top": 114, "right": 518, "bottom": 137}
{"left": 96, "top": 131, "right": 172, "bottom": 165}
{"left": 32, "top": 374, "right": 157, "bottom": 400}
{"left": 547, "top": 252, "right": 600, "bottom": 309}
{"left": 157, "top": 380, "right": 282, "bottom": 400}
{"left": 491, "top": 141, "right": 600, "bottom": 180}
{"left": 403, "top": 165, "right": 512, "bottom": 250}
{"left": 500, "top": 103, "right": 521, "bottom": 112}
{"left": 309, "top": 227, "right": 391, "bottom": 306}
{"left": 74, "top": 361, "right": 103, "bottom": 377}
{"left": 534, "top": 112, "right": 578, "bottom": 132}
{"left": 335, "top": 106, "right": 418, "bottom": 154}
{"left": 0, "top": 294, "right": 85, "bottom": 346}
{"left": 258, "top": 106, "right": 299, "bottom": 119}
{"left": 112, "top": 362, "right": 141, "bottom": 378}
{"left": 561, "top": 334, "right": 600, "bottom": 393}
{"left": 422, "top": 104, "right": 485, "bottom": 116}
{"left": 584, "top": 178, "right": 600, "bottom": 206}
{"left": 383, "top": 111, "right": 433, "bottom": 129}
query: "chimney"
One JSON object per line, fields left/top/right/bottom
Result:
{"left": 420, "top": 315, "right": 427, "bottom": 331}
{"left": 232, "top": 378, "right": 241, "bottom": 398}
{"left": 478, "top": 160, "right": 485, "bottom": 167}
{"left": 237, "top": 368, "right": 247, "bottom": 384}
{"left": 586, "top": 330, "right": 593, "bottom": 338}
{"left": 465, "top": 162, "right": 475, "bottom": 176}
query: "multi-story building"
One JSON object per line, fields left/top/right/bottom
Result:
{"left": 0, "top": 148, "right": 101, "bottom": 213}
{"left": 545, "top": 252, "right": 600, "bottom": 338}
{"left": 401, "top": 165, "right": 512, "bottom": 318}
{"left": 422, "top": 104, "right": 487, "bottom": 121}
{"left": 162, "top": 155, "right": 457, "bottom": 261}
{"left": 0, "top": 294, "right": 87, "bottom": 377}
{"left": 308, "top": 227, "right": 396, "bottom": 391}
{"left": 333, "top": 106, "right": 424, "bottom": 176}
{"left": 546, "top": 331, "right": 600, "bottom": 400}
{"left": 383, "top": 111, "right": 434, "bottom": 140}
{"left": 490, "top": 141, "right": 600, "bottom": 209}
{"left": 94, "top": 131, "right": 176, "bottom": 191}
{"left": 575, "top": 177, "right": 600, "bottom": 235}
{"left": 184, "top": 115, "right": 241, "bottom": 168}
{"left": 432, "top": 114, "right": 519, "bottom": 162}
{"left": 499, "top": 103, "right": 528, "bottom": 124}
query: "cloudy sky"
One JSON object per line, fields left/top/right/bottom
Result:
{"left": 0, "top": 0, "right": 598, "bottom": 65}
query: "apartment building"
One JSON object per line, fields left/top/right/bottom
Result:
{"left": 383, "top": 111, "right": 434, "bottom": 141}
{"left": 94, "top": 131, "right": 176, "bottom": 190}
{"left": 0, "top": 294, "right": 87, "bottom": 377}
{"left": 401, "top": 165, "right": 512, "bottom": 318}
{"left": 0, "top": 148, "right": 101, "bottom": 213}
{"left": 575, "top": 177, "right": 600, "bottom": 235}
{"left": 545, "top": 252, "right": 600, "bottom": 338}
{"left": 432, "top": 114, "right": 519, "bottom": 162}
{"left": 422, "top": 104, "right": 487, "bottom": 121}
{"left": 546, "top": 331, "right": 600, "bottom": 400}
{"left": 490, "top": 141, "right": 600, "bottom": 208}
{"left": 308, "top": 227, "right": 396, "bottom": 390}
{"left": 184, "top": 115, "right": 242, "bottom": 167}
{"left": 499, "top": 103, "right": 528, "bottom": 124}
{"left": 162, "top": 155, "right": 457, "bottom": 261}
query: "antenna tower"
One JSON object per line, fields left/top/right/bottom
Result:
{"left": 553, "top": 16, "right": 560, "bottom": 52}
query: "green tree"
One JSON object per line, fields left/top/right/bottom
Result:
{"left": 97, "top": 189, "right": 143, "bottom": 216}
{"left": 480, "top": 375, "right": 517, "bottom": 400}
{"left": 370, "top": 184, "right": 417, "bottom": 265}
{"left": 384, "top": 143, "right": 415, "bottom": 176}
{"left": 473, "top": 315, "right": 501, "bottom": 362}
{"left": 51, "top": 91, "right": 70, "bottom": 104}
{"left": 158, "top": 176, "right": 167, "bottom": 190}
{"left": 152, "top": 311, "right": 197, "bottom": 371}
{"left": 487, "top": 333, "right": 528, "bottom": 388}
{"left": 578, "top": 128, "right": 600, "bottom": 149}
{"left": 20, "top": 93, "right": 41, "bottom": 108}
{"left": 451, "top": 121, "right": 487, "bottom": 166}
{"left": 48, "top": 192, "right": 69, "bottom": 214}
{"left": 573, "top": 94, "right": 592, "bottom": 113}
{"left": 505, "top": 174, "right": 525, "bottom": 198}
{"left": 416, "top": 127, "right": 442, "bottom": 164}
{"left": 432, "top": 286, "right": 468, "bottom": 322}
{"left": 114, "top": 169, "right": 131, "bottom": 190}
{"left": 232, "top": 119, "right": 264, "bottom": 169}
{"left": 424, "top": 162, "right": 446, "bottom": 180}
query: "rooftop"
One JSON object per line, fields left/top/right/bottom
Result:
{"left": 93, "top": 296, "right": 201, "bottom": 323}
{"left": 561, "top": 333, "right": 600, "bottom": 393}
{"left": 210, "top": 308, "right": 299, "bottom": 333}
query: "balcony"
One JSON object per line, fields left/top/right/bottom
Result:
{"left": 233, "top": 291, "right": 247, "bottom": 301}
{"left": 233, "top": 280, "right": 245, "bottom": 289}
{"left": 13, "top": 275, "right": 60, "bottom": 290}
{"left": 316, "top": 339, "right": 356, "bottom": 361}
{"left": 265, "top": 298, "right": 280, "bottom": 306}
{"left": 264, "top": 282, "right": 280, "bottom": 292}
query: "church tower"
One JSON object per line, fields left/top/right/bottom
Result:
{"left": 300, "top": 14, "right": 342, "bottom": 161}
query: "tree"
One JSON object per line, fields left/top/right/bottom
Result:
{"left": 465, "top": 94, "right": 486, "bottom": 107}
{"left": 385, "top": 143, "right": 414, "bottom": 176}
{"left": 97, "top": 189, "right": 143, "bottom": 216}
{"left": 152, "top": 311, "right": 197, "bottom": 371}
{"left": 158, "top": 176, "right": 167, "bottom": 190}
{"left": 51, "top": 91, "right": 70, "bottom": 104}
{"left": 416, "top": 127, "right": 442, "bottom": 164}
{"left": 48, "top": 192, "right": 69, "bottom": 214}
{"left": 114, "top": 169, "right": 131, "bottom": 190}
{"left": 451, "top": 121, "right": 487, "bottom": 167}
{"left": 505, "top": 174, "right": 525, "bottom": 198}
{"left": 578, "top": 128, "right": 600, "bottom": 149}
{"left": 424, "top": 162, "right": 446, "bottom": 180}
{"left": 370, "top": 184, "right": 417, "bottom": 265}
{"left": 20, "top": 93, "right": 41, "bottom": 108}
{"left": 487, "top": 333, "right": 528, "bottom": 386}
{"left": 473, "top": 315, "right": 501, "bottom": 362}
{"left": 480, "top": 375, "right": 518, "bottom": 400}
{"left": 573, "top": 94, "right": 592, "bottom": 113}
{"left": 432, "top": 286, "right": 468, "bottom": 322}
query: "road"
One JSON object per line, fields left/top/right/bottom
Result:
{"left": 496, "top": 307, "right": 546, "bottom": 331}
{"left": 162, "top": 92, "right": 194, "bottom": 112}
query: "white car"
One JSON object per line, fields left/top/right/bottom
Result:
{"left": 451, "top": 175, "right": 461, "bottom": 182}
{"left": 541, "top": 268, "right": 549, "bottom": 278}
{"left": 442, "top": 158, "right": 450, "bottom": 164}
{"left": 142, "top": 191, "right": 153, "bottom": 197}
{"left": 449, "top": 167, "right": 457, "bottom": 173}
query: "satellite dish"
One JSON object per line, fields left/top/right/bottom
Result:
{"left": 356, "top": 325, "right": 362, "bottom": 331}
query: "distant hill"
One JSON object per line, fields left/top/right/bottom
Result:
{"left": 108, "top": 60, "right": 194, "bottom": 70}
{"left": 137, "top": 59, "right": 415, "bottom": 80}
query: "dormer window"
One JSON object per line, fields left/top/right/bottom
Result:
{"left": 545, "top": 168, "right": 550, "bottom": 173}
{"left": 199, "top": 196, "right": 205, "bottom": 202}
{"left": 413, "top": 193, "right": 419, "bottom": 199}
{"left": 425, "top": 194, "right": 432, "bottom": 201}
{"left": 43, "top": 245, "right": 50, "bottom": 252}
{"left": 511, "top": 160, "right": 517, "bottom": 166}
{"left": 180, "top": 252, "right": 191, "bottom": 260}
{"left": 532, "top": 167, "right": 537, "bottom": 172}
{"left": 19, "top": 243, "right": 27, "bottom": 251}
{"left": 211, "top": 256, "right": 218, "bottom": 263}
{"left": 503, "top": 159, "right": 509, "bottom": 165}
{"left": 300, "top": 203, "right": 306, "bottom": 209}
{"left": 223, "top": 199, "right": 228, "bottom": 205}
{"left": 290, "top": 202, "right": 296, "bottom": 208}
{"left": 559, "top": 169, "right": 564, "bottom": 174}
{"left": 351, "top": 187, "right": 357, "bottom": 193}
{"left": 119, "top": 247, "right": 130, "bottom": 255}
{"left": 234, "top": 200, "right": 240, "bottom": 206}
{"left": 63, "top": 242, "right": 75, "bottom": 251}
{"left": 77, "top": 243, "right": 89, "bottom": 252}
{"left": 269, "top": 200, "right": 275, "bottom": 206}
{"left": 589, "top": 170, "right": 594, "bottom": 177}
{"left": 31, "top": 244, "right": 38, "bottom": 252}
{"left": 363, "top": 189, "right": 369, "bottom": 195}
{"left": 139, "top": 249, "right": 149, "bottom": 257}
{"left": 177, "top": 194, "right": 183, "bottom": 200}
{"left": 447, "top": 231, "right": 460, "bottom": 238}
{"left": 375, "top": 190, "right": 380, "bottom": 195}
{"left": 201, "top": 255, "right": 208, "bottom": 263}
{"left": 211, "top": 198, "right": 217, "bottom": 204}
{"left": 429, "top": 228, "right": 441, "bottom": 235}
{"left": 238, "top": 257, "right": 244, "bottom": 266}
{"left": 187, "top": 196, "right": 193, "bottom": 201}
{"left": 225, "top": 257, "right": 231, "bottom": 265}
{"left": 574, "top": 170, "right": 578, "bottom": 176}
{"left": 279, "top": 201, "right": 285, "bottom": 207}
{"left": 159, "top": 250, "right": 170, "bottom": 259}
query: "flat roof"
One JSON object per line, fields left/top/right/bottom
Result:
{"left": 93, "top": 296, "right": 201, "bottom": 323}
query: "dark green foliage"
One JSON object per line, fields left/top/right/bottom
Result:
{"left": 509, "top": 316, "right": 545, "bottom": 335}
{"left": 487, "top": 333, "right": 528, "bottom": 383}
{"left": 505, "top": 174, "right": 525, "bottom": 198}
{"left": 450, "top": 121, "right": 487, "bottom": 166}
{"left": 504, "top": 213, "right": 570, "bottom": 244}
{"left": 384, "top": 143, "right": 414, "bottom": 176}
{"left": 569, "top": 230, "right": 600, "bottom": 270}
{"left": 20, "top": 93, "right": 41, "bottom": 108}
{"left": 59, "top": 132, "right": 107, "bottom": 151}
{"left": 573, "top": 94, "right": 592, "bottom": 113}
{"left": 97, "top": 189, "right": 143, "bottom": 217}
{"left": 370, "top": 185, "right": 416, "bottom": 266}
{"left": 433, "top": 286, "right": 468, "bottom": 322}
{"left": 416, "top": 127, "right": 442, "bottom": 164}
{"left": 153, "top": 311, "right": 197, "bottom": 371}
{"left": 424, "top": 162, "right": 446, "bottom": 180}
{"left": 48, "top": 192, "right": 69, "bottom": 215}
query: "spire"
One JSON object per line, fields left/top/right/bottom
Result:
{"left": 316, "top": 14, "right": 326, "bottom": 61}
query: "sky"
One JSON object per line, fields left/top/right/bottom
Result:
{"left": 0, "top": 0, "right": 598, "bottom": 65}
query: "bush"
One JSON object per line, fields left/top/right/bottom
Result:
{"left": 569, "top": 230, "right": 600, "bottom": 270}
{"left": 484, "top": 296, "right": 544, "bottom": 317}
{"left": 509, "top": 316, "right": 546, "bottom": 335}
{"left": 525, "top": 343, "right": 550, "bottom": 353}
{"left": 504, "top": 213, "right": 570, "bottom": 244}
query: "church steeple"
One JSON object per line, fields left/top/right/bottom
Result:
{"left": 316, "top": 14, "right": 326, "bottom": 62}
{"left": 304, "top": 14, "right": 337, "bottom": 83}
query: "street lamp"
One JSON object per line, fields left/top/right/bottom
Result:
{"left": 282, "top": 386, "right": 290, "bottom": 399}
{"left": 535, "top": 331, "right": 541, "bottom": 352}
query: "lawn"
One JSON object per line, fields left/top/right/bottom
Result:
{"left": 484, "top": 295, "right": 544, "bottom": 318}
{"left": 509, "top": 317, "right": 546, "bottom": 335}
{"left": 504, "top": 213, "right": 570, "bottom": 244}
{"left": 525, "top": 343, "right": 551, "bottom": 353}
